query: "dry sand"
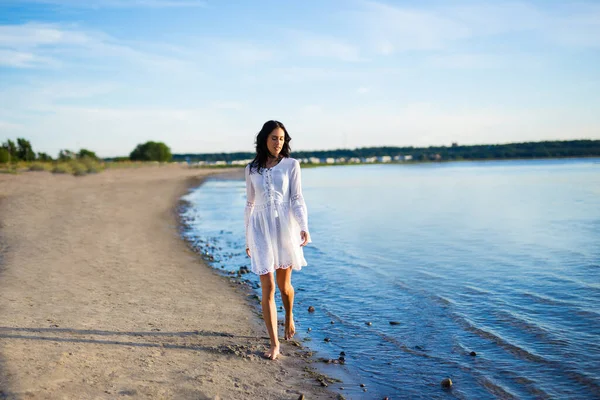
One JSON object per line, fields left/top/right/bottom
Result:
{"left": 0, "top": 165, "right": 333, "bottom": 399}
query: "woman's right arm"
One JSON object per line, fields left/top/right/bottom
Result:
{"left": 244, "top": 164, "right": 255, "bottom": 253}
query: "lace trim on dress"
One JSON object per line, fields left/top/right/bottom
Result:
{"left": 254, "top": 263, "right": 302, "bottom": 276}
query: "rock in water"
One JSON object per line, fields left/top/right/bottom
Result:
{"left": 470, "top": 351, "right": 477, "bottom": 356}
{"left": 308, "top": 306, "right": 315, "bottom": 313}
{"left": 441, "top": 378, "right": 453, "bottom": 388}
{"left": 366, "top": 322, "right": 372, "bottom": 326}
{"left": 389, "top": 321, "right": 401, "bottom": 325}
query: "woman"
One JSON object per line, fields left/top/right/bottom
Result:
{"left": 245, "top": 120, "right": 311, "bottom": 360}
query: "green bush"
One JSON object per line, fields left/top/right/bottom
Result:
{"left": 79, "top": 157, "right": 103, "bottom": 173}
{"left": 29, "top": 162, "right": 49, "bottom": 171}
{"left": 69, "top": 161, "right": 87, "bottom": 176}
{"left": 52, "top": 163, "right": 72, "bottom": 174}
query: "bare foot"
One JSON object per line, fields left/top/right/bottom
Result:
{"left": 264, "top": 344, "right": 280, "bottom": 360}
{"left": 285, "top": 313, "right": 296, "bottom": 340}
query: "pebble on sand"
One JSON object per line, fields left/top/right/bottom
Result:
{"left": 441, "top": 378, "right": 453, "bottom": 388}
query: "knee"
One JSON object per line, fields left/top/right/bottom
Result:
{"left": 261, "top": 277, "right": 276, "bottom": 299}
{"left": 278, "top": 282, "right": 294, "bottom": 298}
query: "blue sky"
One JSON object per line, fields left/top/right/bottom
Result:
{"left": 1, "top": 0, "right": 599, "bottom": 157}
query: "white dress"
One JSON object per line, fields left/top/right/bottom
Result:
{"left": 245, "top": 157, "right": 311, "bottom": 275}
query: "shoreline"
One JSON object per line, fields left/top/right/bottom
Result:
{"left": 175, "top": 171, "right": 342, "bottom": 386}
{"left": 0, "top": 165, "right": 334, "bottom": 399}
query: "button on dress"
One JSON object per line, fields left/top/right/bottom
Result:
{"left": 244, "top": 157, "right": 311, "bottom": 275}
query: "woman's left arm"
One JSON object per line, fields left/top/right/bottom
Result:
{"left": 290, "top": 160, "right": 311, "bottom": 246}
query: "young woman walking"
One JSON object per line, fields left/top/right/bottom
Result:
{"left": 244, "top": 120, "right": 311, "bottom": 360}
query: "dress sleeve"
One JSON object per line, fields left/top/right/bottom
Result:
{"left": 290, "top": 160, "right": 310, "bottom": 234}
{"left": 244, "top": 164, "right": 255, "bottom": 248}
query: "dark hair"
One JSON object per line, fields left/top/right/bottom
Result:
{"left": 249, "top": 120, "right": 292, "bottom": 174}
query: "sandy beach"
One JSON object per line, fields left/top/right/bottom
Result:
{"left": 0, "top": 165, "right": 333, "bottom": 399}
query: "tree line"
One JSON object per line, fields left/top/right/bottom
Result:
{"left": 172, "top": 140, "right": 600, "bottom": 162}
{"left": 1, "top": 138, "right": 172, "bottom": 163}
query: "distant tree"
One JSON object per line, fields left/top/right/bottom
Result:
{"left": 77, "top": 149, "right": 98, "bottom": 159}
{"left": 2, "top": 139, "right": 18, "bottom": 161}
{"left": 37, "top": 152, "right": 53, "bottom": 162}
{"left": 16, "top": 138, "right": 35, "bottom": 161}
{"left": 0, "top": 147, "right": 10, "bottom": 163}
{"left": 58, "top": 149, "right": 76, "bottom": 161}
{"left": 129, "top": 141, "right": 172, "bottom": 162}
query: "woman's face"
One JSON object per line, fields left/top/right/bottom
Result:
{"left": 267, "top": 127, "right": 285, "bottom": 158}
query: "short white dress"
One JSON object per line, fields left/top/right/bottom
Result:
{"left": 245, "top": 157, "right": 311, "bottom": 275}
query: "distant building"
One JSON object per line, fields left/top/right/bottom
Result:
{"left": 231, "top": 159, "right": 253, "bottom": 166}
{"left": 378, "top": 156, "right": 392, "bottom": 163}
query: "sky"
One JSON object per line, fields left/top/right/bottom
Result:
{"left": 0, "top": 0, "right": 599, "bottom": 157}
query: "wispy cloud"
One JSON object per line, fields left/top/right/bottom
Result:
{"left": 425, "top": 53, "right": 542, "bottom": 69}
{"left": 354, "top": 1, "right": 471, "bottom": 54}
{"left": 0, "top": 22, "right": 190, "bottom": 71}
{"left": 350, "top": 1, "right": 600, "bottom": 56}
{"left": 1, "top": 0, "right": 207, "bottom": 8}
{"left": 288, "top": 30, "right": 363, "bottom": 62}
{"left": 0, "top": 49, "right": 58, "bottom": 67}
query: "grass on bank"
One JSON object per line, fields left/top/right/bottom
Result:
{"left": 0, "top": 159, "right": 172, "bottom": 176}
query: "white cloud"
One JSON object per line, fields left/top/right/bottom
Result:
{"left": 357, "top": 87, "right": 370, "bottom": 94}
{"left": 355, "top": 1, "right": 471, "bottom": 54}
{"left": 349, "top": 1, "right": 600, "bottom": 56}
{"left": 288, "top": 31, "right": 363, "bottom": 62}
{"left": 0, "top": 23, "right": 90, "bottom": 47}
{"left": 0, "top": 49, "right": 59, "bottom": 67}
{"left": 0, "top": 23, "right": 191, "bottom": 71}
{"left": 2, "top": 0, "right": 207, "bottom": 8}
{"left": 425, "top": 53, "right": 542, "bottom": 69}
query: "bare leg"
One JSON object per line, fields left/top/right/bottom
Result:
{"left": 276, "top": 267, "right": 295, "bottom": 340}
{"left": 260, "top": 272, "right": 280, "bottom": 360}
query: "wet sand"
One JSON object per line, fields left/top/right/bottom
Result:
{"left": 0, "top": 165, "right": 332, "bottom": 399}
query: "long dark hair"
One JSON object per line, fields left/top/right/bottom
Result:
{"left": 249, "top": 120, "right": 292, "bottom": 174}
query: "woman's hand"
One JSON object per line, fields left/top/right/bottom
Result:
{"left": 300, "top": 231, "right": 311, "bottom": 247}
{"left": 246, "top": 247, "right": 251, "bottom": 258}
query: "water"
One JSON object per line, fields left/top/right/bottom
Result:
{"left": 180, "top": 158, "right": 600, "bottom": 399}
